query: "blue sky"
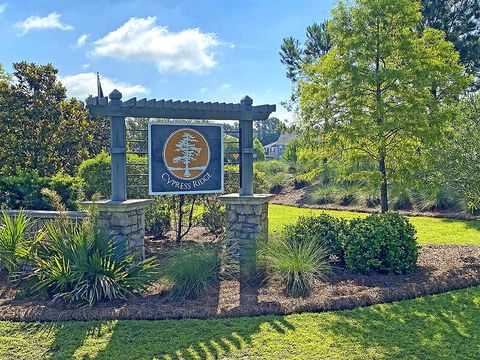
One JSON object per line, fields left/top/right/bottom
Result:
{"left": 0, "top": 0, "right": 336, "bottom": 121}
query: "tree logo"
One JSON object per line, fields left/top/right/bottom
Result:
{"left": 163, "top": 129, "right": 210, "bottom": 180}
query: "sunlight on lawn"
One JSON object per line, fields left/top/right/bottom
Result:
{"left": 269, "top": 204, "right": 480, "bottom": 245}
{"left": 1, "top": 287, "right": 479, "bottom": 359}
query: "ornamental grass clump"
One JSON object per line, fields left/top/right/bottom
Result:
{"left": 161, "top": 244, "right": 221, "bottom": 299}
{"left": 31, "top": 216, "right": 160, "bottom": 306}
{"left": 258, "top": 235, "right": 333, "bottom": 298}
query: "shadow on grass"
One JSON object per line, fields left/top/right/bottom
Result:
{"left": 324, "top": 288, "right": 480, "bottom": 359}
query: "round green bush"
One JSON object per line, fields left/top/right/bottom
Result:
{"left": 145, "top": 202, "right": 171, "bottom": 238}
{"left": 343, "top": 212, "right": 418, "bottom": 274}
{"left": 283, "top": 215, "right": 347, "bottom": 260}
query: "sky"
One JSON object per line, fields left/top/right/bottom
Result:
{"left": 0, "top": 0, "right": 336, "bottom": 121}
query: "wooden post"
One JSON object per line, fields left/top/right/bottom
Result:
{"left": 109, "top": 89, "right": 127, "bottom": 201}
{"left": 240, "top": 96, "right": 254, "bottom": 196}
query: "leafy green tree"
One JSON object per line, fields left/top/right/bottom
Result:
{"left": 0, "top": 62, "right": 109, "bottom": 176}
{"left": 254, "top": 117, "right": 285, "bottom": 145}
{"left": 421, "top": 0, "right": 480, "bottom": 80}
{"left": 299, "top": 0, "right": 469, "bottom": 213}
{"left": 433, "top": 94, "right": 480, "bottom": 212}
{"left": 253, "top": 138, "right": 266, "bottom": 161}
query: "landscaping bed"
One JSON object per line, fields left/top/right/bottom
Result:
{"left": 273, "top": 185, "right": 480, "bottom": 221}
{"left": 0, "top": 241, "right": 478, "bottom": 322}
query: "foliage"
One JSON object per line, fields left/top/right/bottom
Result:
{"left": 0, "top": 170, "right": 82, "bottom": 211}
{"left": 31, "top": 216, "right": 160, "bottom": 306}
{"left": 254, "top": 117, "right": 285, "bottom": 145}
{"left": 161, "top": 244, "right": 221, "bottom": 299}
{"left": 269, "top": 204, "right": 480, "bottom": 246}
{"left": 343, "top": 212, "right": 418, "bottom": 274}
{"left": 0, "top": 211, "right": 36, "bottom": 276}
{"left": 421, "top": 0, "right": 480, "bottom": 81}
{"left": 0, "top": 62, "right": 108, "bottom": 177}
{"left": 254, "top": 160, "right": 289, "bottom": 174}
{"left": 77, "top": 152, "right": 147, "bottom": 200}
{"left": 1, "top": 287, "right": 480, "bottom": 359}
{"left": 253, "top": 138, "right": 266, "bottom": 161}
{"left": 299, "top": 0, "right": 469, "bottom": 213}
{"left": 145, "top": 199, "right": 171, "bottom": 239}
{"left": 283, "top": 214, "right": 347, "bottom": 260}
{"left": 258, "top": 235, "right": 332, "bottom": 297}
{"left": 433, "top": 94, "right": 480, "bottom": 213}
{"left": 201, "top": 198, "right": 225, "bottom": 235}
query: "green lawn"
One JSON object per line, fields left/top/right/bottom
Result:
{"left": 269, "top": 204, "right": 480, "bottom": 245}
{"left": 0, "top": 286, "right": 479, "bottom": 359}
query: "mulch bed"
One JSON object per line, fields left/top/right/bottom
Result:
{"left": 273, "top": 185, "right": 480, "bottom": 221}
{"left": 0, "top": 242, "right": 479, "bottom": 322}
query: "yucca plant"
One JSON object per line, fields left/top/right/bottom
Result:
{"left": 161, "top": 244, "right": 221, "bottom": 299}
{"left": 258, "top": 235, "right": 332, "bottom": 297}
{"left": 0, "top": 211, "right": 37, "bottom": 277}
{"left": 31, "top": 216, "right": 160, "bottom": 306}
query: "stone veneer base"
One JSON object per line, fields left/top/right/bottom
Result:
{"left": 81, "top": 199, "right": 153, "bottom": 260}
{"left": 218, "top": 194, "right": 274, "bottom": 277}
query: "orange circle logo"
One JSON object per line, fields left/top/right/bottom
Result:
{"left": 163, "top": 129, "right": 210, "bottom": 180}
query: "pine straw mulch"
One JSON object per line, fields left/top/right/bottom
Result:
{"left": 272, "top": 185, "right": 480, "bottom": 220}
{"left": 0, "top": 241, "right": 479, "bottom": 322}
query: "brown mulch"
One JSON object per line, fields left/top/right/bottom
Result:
{"left": 0, "top": 243, "right": 479, "bottom": 322}
{"left": 272, "top": 185, "right": 480, "bottom": 221}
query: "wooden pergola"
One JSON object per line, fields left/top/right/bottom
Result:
{"left": 86, "top": 90, "right": 276, "bottom": 201}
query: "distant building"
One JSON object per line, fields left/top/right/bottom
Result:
{"left": 263, "top": 133, "right": 299, "bottom": 160}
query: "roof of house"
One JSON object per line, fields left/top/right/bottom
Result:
{"left": 264, "top": 133, "right": 299, "bottom": 148}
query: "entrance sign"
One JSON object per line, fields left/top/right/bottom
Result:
{"left": 149, "top": 123, "right": 223, "bottom": 195}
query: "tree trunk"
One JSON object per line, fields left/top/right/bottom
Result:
{"left": 176, "top": 194, "right": 185, "bottom": 243}
{"left": 379, "top": 157, "right": 388, "bottom": 213}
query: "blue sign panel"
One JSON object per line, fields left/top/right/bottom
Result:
{"left": 148, "top": 123, "right": 224, "bottom": 195}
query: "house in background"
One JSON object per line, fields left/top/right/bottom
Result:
{"left": 264, "top": 133, "right": 299, "bottom": 160}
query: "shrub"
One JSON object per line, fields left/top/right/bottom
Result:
{"left": 32, "top": 215, "right": 160, "bottom": 306}
{"left": 258, "top": 235, "right": 332, "bottom": 297}
{"left": 283, "top": 215, "right": 347, "bottom": 261}
{"left": 0, "top": 211, "right": 37, "bottom": 276}
{"left": 254, "top": 160, "right": 289, "bottom": 175}
{"left": 343, "top": 212, "right": 418, "bottom": 274}
{"left": 145, "top": 200, "right": 171, "bottom": 238}
{"left": 0, "top": 170, "right": 81, "bottom": 211}
{"left": 78, "top": 152, "right": 148, "bottom": 200}
{"left": 201, "top": 198, "right": 225, "bottom": 235}
{"left": 267, "top": 172, "right": 293, "bottom": 194}
{"left": 77, "top": 151, "right": 111, "bottom": 199}
{"left": 161, "top": 244, "right": 221, "bottom": 299}
{"left": 389, "top": 185, "right": 413, "bottom": 210}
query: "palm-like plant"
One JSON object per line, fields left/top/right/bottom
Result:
{"left": 0, "top": 211, "right": 37, "bottom": 276}
{"left": 32, "top": 216, "right": 160, "bottom": 306}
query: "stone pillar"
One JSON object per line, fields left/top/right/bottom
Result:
{"left": 218, "top": 194, "right": 274, "bottom": 277}
{"left": 81, "top": 199, "right": 152, "bottom": 259}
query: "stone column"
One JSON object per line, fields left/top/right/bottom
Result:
{"left": 81, "top": 199, "right": 152, "bottom": 259}
{"left": 218, "top": 194, "right": 274, "bottom": 277}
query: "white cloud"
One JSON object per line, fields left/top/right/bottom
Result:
{"left": 81, "top": 63, "right": 90, "bottom": 69}
{"left": 0, "top": 4, "right": 7, "bottom": 16}
{"left": 219, "top": 83, "right": 231, "bottom": 90}
{"left": 200, "top": 87, "right": 207, "bottom": 93}
{"left": 92, "top": 17, "right": 220, "bottom": 73}
{"left": 75, "top": 34, "right": 89, "bottom": 48}
{"left": 59, "top": 72, "right": 149, "bottom": 99}
{"left": 15, "top": 12, "right": 73, "bottom": 35}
